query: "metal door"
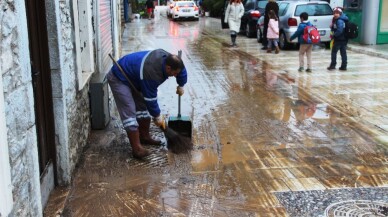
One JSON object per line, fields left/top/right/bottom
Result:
{"left": 99, "top": 0, "right": 114, "bottom": 73}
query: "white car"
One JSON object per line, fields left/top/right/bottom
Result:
{"left": 170, "top": 1, "right": 199, "bottom": 21}
{"left": 277, "top": 1, "right": 333, "bottom": 49}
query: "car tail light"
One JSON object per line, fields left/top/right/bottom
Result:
{"left": 250, "top": 10, "right": 261, "bottom": 18}
{"left": 174, "top": 6, "right": 179, "bottom": 11}
{"left": 194, "top": 6, "right": 198, "bottom": 11}
{"left": 170, "top": 5, "right": 173, "bottom": 9}
{"left": 288, "top": 18, "right": 298, "bottom": 26}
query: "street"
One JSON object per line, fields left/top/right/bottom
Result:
{"left": 45, "top": 9, "right": 388, "bottom": 217}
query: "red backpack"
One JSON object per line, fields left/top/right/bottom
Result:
{"left": 303, "top": 26, "right": 320, "bottom": 44}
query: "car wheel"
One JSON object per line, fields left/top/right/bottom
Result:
{"left": 245, "top": 23, "right": 256, "bottom": 38}
{"left": 257, "top": 28, "right": 262, "bottom": 43}
{"left": 245, "top": 23, "right": 251, "bottom": 37}
{"left": 279, "top": 32, "right": 290, "bottom": 50}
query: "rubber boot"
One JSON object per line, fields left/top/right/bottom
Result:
{"left": 231, "top": 35, "right": 237, "bottom": 47}
{"left": 127, "top": 130, "right": 150, "bottom": 159}
{"left": 138, "top": 118, "right": 161, "bottom": 146}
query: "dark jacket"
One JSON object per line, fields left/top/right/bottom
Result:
{"left": 111, "top": 49, "right": 187, "bottom": 117}
{"left": 290, "top": 21, "right": 312, "bottom": 44}
{"left": 264, "top": 2, "right": 279, "bottom": 24}
{"left": 146, "top": 0, "right": 154, "bottom": 9}
{"left": 332, "top": 13, "right": 349, "bottom": 41}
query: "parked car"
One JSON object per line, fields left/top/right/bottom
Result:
{"left": 240, "top": 0, "right": 266, "bottom": 38}
{"left": 241, "top": 0, "right": 307, "bottom": 38}
{"left": 170, "top": 1, "right": 199, "bottom": 21}
{"left": 276, "top": 1, "right": 333, "bottom": 49}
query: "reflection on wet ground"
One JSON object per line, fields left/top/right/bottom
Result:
{"left": 45, "top": 13, "right": 388, "bottom": 217}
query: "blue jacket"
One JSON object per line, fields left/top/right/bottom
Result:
{"left": 290, "top": 21, "right": 312, "bottom": 44}
{"left": 111, "top": 49, "right": 187, "bottom": 117}
{"left": 332, "top": 14, "right": 349, "bottom": 41}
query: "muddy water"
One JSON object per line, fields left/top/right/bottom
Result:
{"left": 48, "top": 14, "right": 388, "bottom": 217}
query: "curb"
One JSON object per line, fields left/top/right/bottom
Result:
{"left": 347, "top": 44, "right": 388, "bottom": 60}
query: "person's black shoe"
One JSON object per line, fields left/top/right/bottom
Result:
{"left": 261, "top": 47, "right": 268, "bottom": 50}
{"left": 339, "top": 67, "right": 347, "bottom": 71}
{"left": 327, "top": 66, "right": 336, "bottom": 70}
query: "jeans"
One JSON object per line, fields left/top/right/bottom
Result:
{"left": 330, "top": 40, "right": 347, "bottom": 68}
{"left": 267, "top": 39, "right": 279, "bottom": 49}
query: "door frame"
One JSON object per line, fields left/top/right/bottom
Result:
{"left": 377, "top": 0, "right": 388, "bottom": 43}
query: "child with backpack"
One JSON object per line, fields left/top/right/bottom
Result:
{"left": 290, "top": 12, "right": 313, "bottom": 72}
{"left": 266, "top": 10, "right": 280, "bottom": 54}
{"left": 327, "top": 7, "right": 349, "bottom": 71}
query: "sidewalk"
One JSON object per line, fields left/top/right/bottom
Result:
{"left": 347, "top": 42, "right": 388, "bottom": 60}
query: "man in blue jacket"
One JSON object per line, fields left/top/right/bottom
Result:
{"left": 107, "top": 49, "right": 187, "bottom": 159}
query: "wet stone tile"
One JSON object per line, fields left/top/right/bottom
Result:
{"left": 357, "top": 174, "right": 388, "bottom": 187}
{"left": 275, "top": 187, "right": 388, "bottom": 217}
{"left": 318, "top": 175, "right": 359, "bottom": 189}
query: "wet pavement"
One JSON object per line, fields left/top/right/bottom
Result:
{"left": 44, "top": 9, "right": 388, "bottom": 217}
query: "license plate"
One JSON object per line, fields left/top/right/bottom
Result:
{"left": 319, "top": 30, "right": 326, "bottom": 36}
{"left": 182, "top": 9, "right": 190, "bottom": 12}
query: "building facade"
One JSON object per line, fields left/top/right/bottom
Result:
{"left": 0, "top": 0, "right": 121, "bottom": 216}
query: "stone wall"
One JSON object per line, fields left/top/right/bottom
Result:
{"left": 1, "top": 0, "right": 42, "bottom": 216}
{"left": 46, "top": 0, "right": 91, "bottom": 185}
{"left": 0, "top": 0, "right": 93, "bottom": 215}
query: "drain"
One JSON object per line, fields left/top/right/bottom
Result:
{"left": 325, "top": 200, "right": 388, "bottom": 217}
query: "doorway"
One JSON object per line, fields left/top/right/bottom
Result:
{"left": 25, "top": 0, "right": 57, "bottom": 207}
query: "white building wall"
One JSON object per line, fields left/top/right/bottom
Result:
{"left": 1, "top": 0, "right": 43, "bottom": 216}
{"left": 1, "top": 0, "right": 112, "bottom": 214}
{"left": 45, "top": 0, "right": 91, "bottom": 185}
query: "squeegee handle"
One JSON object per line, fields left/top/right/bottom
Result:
{"left": 177, "top": 49, "right": 182, "bottom": 119}
{"left": 178, "top": 95, "right": 181, "bottom": 118}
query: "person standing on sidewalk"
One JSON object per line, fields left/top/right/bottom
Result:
{"left": 327, "top": 7, "right": 348, "bottom": 71}
{"left": 224, "top": 0, "right": 244, "bottom": 47}
{"left": 145, "top": 0, "right": 155, "bottom": 20}
{"left": 261, "top": 0, "right": 279, "bottom": 50}
{"left": 107, "top": 49, "right": 187, "bottom": 159}
{"left": 266, "top": 10, "right": 280, "bottom": 54}
{"left": 290, "top": 12, "right": 313, "bottom": 72}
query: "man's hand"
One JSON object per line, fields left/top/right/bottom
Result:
{"left": 176, "top": 86, "right": 184, "bottom": 96}
{"left": 153, "top": 115, "right": 166, "bottom": 129}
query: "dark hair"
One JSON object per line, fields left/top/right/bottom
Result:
{"left": 300, "top": 12, "right": 308, "bottom": 21}
{"left": 268, "top": 10, "right": 278, "bottom": 21}
{"left": 166, "top": 54, "right": 184, "bottom": 70}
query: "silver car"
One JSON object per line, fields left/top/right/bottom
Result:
{"left": 277, "top": 1, "right": 333, "bottom": 49}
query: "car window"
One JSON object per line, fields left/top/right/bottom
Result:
{"left": 278, "top": 3, "right": 289, "bottom": 16}
{"left": 257, "top": 1, "right": 267, "bottom": 9}
{"left": 244, "top": 0, "right": 255, "bottom": 10}
{"left": 295, "top": 4, "right": 333, "bottom": 16}
{"left": 177, "top": 2, "right": 195, "bottom": 7}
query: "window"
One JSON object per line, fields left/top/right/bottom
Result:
{"left": 295, "top": 4, "right": 332, "bottom": 16}
{"left": 278, "top": 3, "right": 289, "bottom": 16}
{"left": 344, "top": 0, "right": 363, "bottom": 10}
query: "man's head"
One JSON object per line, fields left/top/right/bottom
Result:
{"left": 300, "top": 12, "right": 308, "bottom": 21}
{"left": 165, "top": 54, "right": 183, "bottom": 77}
